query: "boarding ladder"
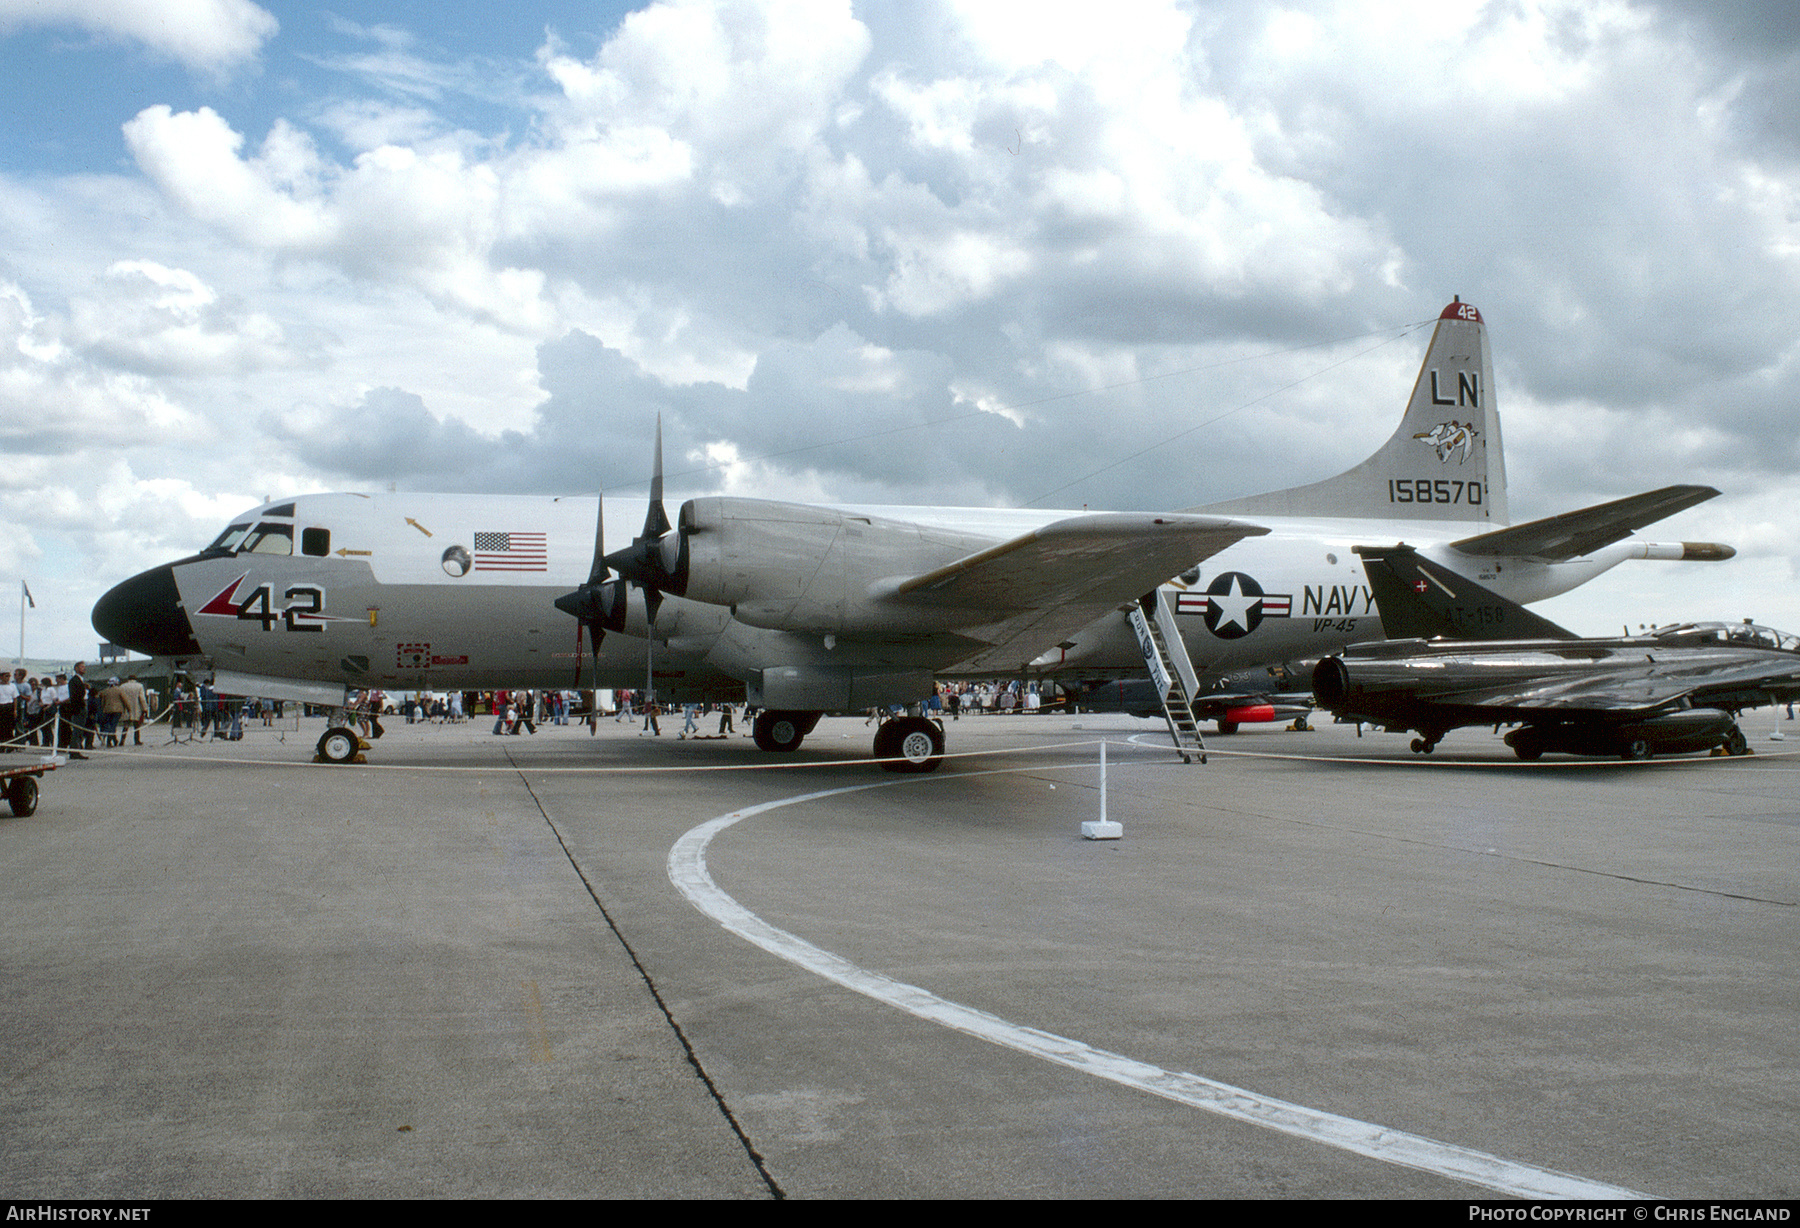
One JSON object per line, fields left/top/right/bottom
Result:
{"left": 1127, "top": 589, "right": 1207, "bottom": 764}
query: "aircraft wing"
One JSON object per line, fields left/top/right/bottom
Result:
{"left": 885, "top": 513, "right": 1267, "bottom": 674}
{"left": 1449, "top": 485, "right": 1719, "bottom": 560}
{"left": 1411, "top": 650, "right": 1800, "bottom": 714}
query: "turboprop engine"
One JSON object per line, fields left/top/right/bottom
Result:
{"left": 669, "top": 497, "right": 998, "bottom": 636}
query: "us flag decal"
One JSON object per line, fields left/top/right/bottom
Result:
{"left": 473, "top": 531, "right": 547, "bottom": 571}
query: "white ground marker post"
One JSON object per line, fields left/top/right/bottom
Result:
{"left": 1082, "top": 740, "right": 1122, "bottom": 840}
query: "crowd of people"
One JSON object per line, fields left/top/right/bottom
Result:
{"left": 1, "top": 671, "right": 1066, "bottom": 757}
{"left": 0, "top": 662, "right": 153, "bottom": 756}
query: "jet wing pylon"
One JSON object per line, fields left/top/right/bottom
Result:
{"left": 1449, "top": 485, "right": 1721, "bottom": 560}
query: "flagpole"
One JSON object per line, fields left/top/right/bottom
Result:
{"left": 17, "top": 580, "right": 34, "bottom": 667}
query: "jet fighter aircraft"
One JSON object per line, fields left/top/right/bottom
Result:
{"left": 93, "top": 299, "right": 1731, "bottom": 770}
{"left": 1311, "top": 546, "right": 1800, "bottom": 759}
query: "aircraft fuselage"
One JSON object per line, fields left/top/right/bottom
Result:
{"left": 94, "top": 492, "right": 1657, "bottom": 704}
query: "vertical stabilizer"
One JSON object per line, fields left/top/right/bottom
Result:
{"left": 1354, "top": 545, "right": 1574, "bottom": 640}
{"left": 1195, "top": 300, "right": 1507, "bottom": 524}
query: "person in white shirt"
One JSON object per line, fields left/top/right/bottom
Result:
{"left": 0, "top": 673, "right": 16, "bottom": 748}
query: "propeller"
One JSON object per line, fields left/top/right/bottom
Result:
{"left": 553, "top": 484, "right": 627, "bottom": 690}
{"left": 599, "top": 415, "right": 689, "bottom": 628}
{"left": 554, "top": 415, "right": 689, "bottom": 701}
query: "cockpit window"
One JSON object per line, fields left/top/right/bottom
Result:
{"left": 1650, "top": 621, "right": 1800, "bottom": 651}
{"left": 301, "top": 527, "right": 330, "bottom": 557}
{"left": 1737, "top": 625, "right": 1800, "bottom": 650}
{"left": 242, "top": 524, "right": 294, "bottom": 555}
{"left": 203, "top": 523, "right": 253, "bottom": 556}
{"left": 263, "top": 502, "right": 296, "bottom": 518}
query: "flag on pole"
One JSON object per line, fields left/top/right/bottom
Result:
{"left": 20, "top": 581, "right": 32, "bottom": 609}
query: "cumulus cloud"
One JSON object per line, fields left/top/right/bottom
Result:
{"left": 0, "top": 280, "right": 202, "bottom": 452}
{"left": 11, "top": 0, "right": 1800, "bottom": 654}
{"left": 70, "top": 260, "right": 310, "bottom": 376}
{"left": 0, "top": 0, "right": 277, "bottom": 73}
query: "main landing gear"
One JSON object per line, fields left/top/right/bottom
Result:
{"left": 749, "top": 709, "right": 946, "bottom": 772}
{"left": 873, "top": 715, "right": 946, "bottom": 773}
{"left": 751, "top": 709, "right": 821, "bottom": 754}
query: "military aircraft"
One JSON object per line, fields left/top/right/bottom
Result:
{"left": 1311, "top": 546, "right": 1800, "bottom": 760}
{"left": 1074, "top": 666, "right": 1317, "bottom": 733}
{"left": 92, "top": 444, "right": 1265, "bottom": 768}
{"left": 92, "top": 299, "right": 1731, "bottom": 770}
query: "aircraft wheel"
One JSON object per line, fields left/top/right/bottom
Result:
{"left": 1216, "top": 721, "right": 1239, "bottom": 735}
{"left": 872, "top": 720, "right": 899, "bottom": 761}
{"left": 6, "top": 775, "right": 38, "bottom": 817}
{"left": 753, "top": 710, "right": 806, "bottom": 753}
{"left": 1410, "top": 737, "right": 1437, "bottom": 754}
{"left": 1725, "top": 726, "right": 1750, "bottom": 757}
{"left": 1623, "top": 739, "right": 1652, "bottom": 761}
{"left": 1511, "top": 737, "right": 1544, "bottom": 762}
{"left": 878, "top": 716, "right": 944, "bottom": 773}
{"left": 316, "top": 728, "right": 361, "bottom": 764}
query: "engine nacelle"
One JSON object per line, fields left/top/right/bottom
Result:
{"left": 675, "top": 497, "right": 990, "bottom": 634}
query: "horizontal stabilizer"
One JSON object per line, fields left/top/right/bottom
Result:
{"left": 1356, "top": 545, "right": 1576, "bottom": 641}
{"left": 1450, "top": 485, "right": 1718, "bottom": 560}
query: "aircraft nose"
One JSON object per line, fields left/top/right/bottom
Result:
{"left": 92, "top": 565, "right": 203, "bottom": 658}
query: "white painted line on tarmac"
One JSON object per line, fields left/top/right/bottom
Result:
{"left": 669, "top": 780, "right": 1649, "bottom": 1200}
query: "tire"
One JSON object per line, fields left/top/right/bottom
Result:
{"left": 1512, "top": 738, "right": 1544, "bottom": 761}
{"left": 1216, "top": 721, "right": 1238, "bottom": 735}
{"left": 753, "top": 710, "right": 806, "bottom": 753}
{"left": 7, "top": 775, "right": 38, "bottom": 817}
{"left": 316, "top": 728, "right": 360, "bottom": 764}
{"left": 877, "top": 716, "right": 944, "bottom": 773}
{"left": 872, "top": 720, "right": 899, "bottom": 761}
{"left": 1725, "top": 726, "right": 1750, "bottom": 757}
{"left": 1623, "top": 739, "right": 1652, "bottom": 760}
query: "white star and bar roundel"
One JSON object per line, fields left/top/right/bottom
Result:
{"left": 1174, "top": 572, "right": 1292, "bottom": 639}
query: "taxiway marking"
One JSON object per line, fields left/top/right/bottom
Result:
{"left": 669, "top": 779, "right": 1647, "bottom": 1200}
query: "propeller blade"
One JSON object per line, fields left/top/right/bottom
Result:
{"left": 588, "top": 482, "right": 607, "bottom": 585}
{"left": 642, "top": 414, "right": 671, "bottom": 543}
{"left": 555, "top": 484, "right": 617, "bottom": 683}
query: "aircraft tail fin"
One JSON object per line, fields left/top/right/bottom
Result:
{"left": 1449, "top": 485, "right": 1721, "bottom": 561}
{"left": 1195, "top": 300, "right": 1506, "bottom": 525}
{"left": 1355, "top": 545, "right": 1576, "bottom": 641}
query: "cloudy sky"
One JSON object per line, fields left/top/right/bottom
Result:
{"left": 4, "top": 0, "right": 1798, "bottom": 662}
